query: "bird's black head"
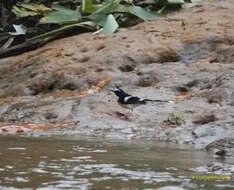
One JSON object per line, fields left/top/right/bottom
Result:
{"left": 110, "top": 85, "right": 128, "bottom": 98}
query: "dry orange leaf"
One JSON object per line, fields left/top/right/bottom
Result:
{"left": 78, "top": 76, "right": 112, "bottom": 96}
{"left": 175, "top": 88, "right": 213, "bottom": 103}
{"left": 0, "top": 122, "right": 75, "bottom": 135}
{"left": 198, "top": 56, "right": 217, "bottom": 64}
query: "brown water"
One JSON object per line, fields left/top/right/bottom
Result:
{"left": 0, "top": 136, "right": 233, "bottom": 190}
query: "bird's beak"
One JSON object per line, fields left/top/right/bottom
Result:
{"left": 110, "top": 88, "right": 115, "bottom": 92}
{"left": 110, "top": 85, "right": 120, "bottom": 92}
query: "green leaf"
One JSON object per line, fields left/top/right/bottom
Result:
{"left": 92, "top": 2, "right": 161, "bottom": 21}
{"left": 92, "top": 0, "right": 122, "bottom": 15}
{"left": 99, "top": 14, "right": 119, "bottom": 35}
{"left": 28, "top": 21, "right": 97, "bottom": 42}
{"left": 123, "top": 5, "right": 161, "bottom": 21}
{"left": 80, "top": 0, "right": 98, "bottom": 14}
{"left": 140, "top": 0, "right": 161, "bottom": 4}
{"left": 87, "top": 14, "right": 108, "bottom": 26}
{"left": 167, "top": 0, "right": 184, "bottom": 4}
{"left": 40, "top": 5, "right": 81, "bottom": 24}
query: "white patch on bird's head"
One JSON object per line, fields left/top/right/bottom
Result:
{"left": 110, "top": 86, "right": 128, "bottom": 98}
{"left": 110, "top": 87, "right": 121, "bottom": 92}
{"left": 110, "top": 86, "right": 124, "bottom": 97}
{"left": 110, "top": 85, "right": 123, "bottom": 94}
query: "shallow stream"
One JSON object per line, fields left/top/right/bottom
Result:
{"left": 0, "top": 136, "right": 233, "bottom": 190}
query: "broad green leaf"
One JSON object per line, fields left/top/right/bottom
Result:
{"left": 87, "top": 0, "right": 122, "bottom": 27}
{"left": 123, "top": 5, "right": 161, "bottom": 21}
{"left": 81, "top": 0, "right": 98, "bottom": 14}
{"left": 182, "top": 3, "right": 195, "bottom": 8}
{"left": 9, "top": 24, "right": 27, "bottom": 35}
{"left": 87, "top": 14, "right": 108, "bottom": 26}
{"left": 40, "top": 5, "right": 81, "bottom": 24}
{"left": 191, "top": 0, "right": 202, "bottom": 2}
{"left": 28, "top": 21, "right": 97, "bottom": 42}
{"left": 140, "top": 0, "right": 161, "bottom": 4}
{"left": 92, "top": 3, "right": 161, "bottom": 21}
{"left": 167, "top": 0, "right": 184, "bottom": 4}
{"left": 92, "top": 0, "right": 122, "bottom": 15}
{"left": 99, "top": 14, "right": 119, "bottom": 35}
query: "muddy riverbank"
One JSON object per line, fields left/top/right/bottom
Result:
{"left": 0, "top": 0, "right": 234, "bottom": 157}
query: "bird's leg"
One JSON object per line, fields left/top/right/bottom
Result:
{"left": 127, "top": 107, "right": 134, "bottom": 116}
{"left": 124, "top": 107, "right": 133, "bottom": 120}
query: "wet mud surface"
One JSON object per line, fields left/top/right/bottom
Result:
{"left": 0, "top": 0, "right": 234, "bottom": 158}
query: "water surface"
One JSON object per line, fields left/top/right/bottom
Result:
{"left": 0, "top": 136, "right": 233, "bottom": 190}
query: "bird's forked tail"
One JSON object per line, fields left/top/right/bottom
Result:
{"left": 144, "top": 99, "right": 174, "bottom": 104}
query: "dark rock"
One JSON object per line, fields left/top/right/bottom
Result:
{"left": 192, "top": 162, "right": 234, "bottom": 176}
{"left": 216, "top": 44, "right": 234, "bottom": 63}
{"left": 44, "top": 112, "right": 58, "bottom": 120}
{"left": 175, "top": 86, "right": 189, "bottom": 93}
{"left": 230, "top": 91, "right": 234, "bottom": 106}
{"left": 206, "top": 138, "right": 234, "bottom": 157}
{"left": 119, "top": 64, "right": 135, "bottom": 72}
{"left": 203, "top": 88, "right": 229, "bottom": 105}
{"left": 214, "top": 149, "right": 226, "bottom": 156}
{"left": 157, "top": 50, "right": 179, "bottom": 63}
{"left": 179, "top": 37, "right": 218, "bottom": 64}
{"left": 193, "top": 113, "right": 217, "bottom": 125}
{"left": 137, "top": 71, "right": 160, "bottom": 87}
{"left": 116, "top": 55, "right": 136, "bottom": 72}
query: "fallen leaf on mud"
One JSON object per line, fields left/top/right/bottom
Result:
{"left": 175, "top": 91, "right": 189, "bottom": 97}
{"left": 175, "top": 94, "right": 193, "bottom": 102}
{"left": 115, "top": 111, "right": 126, "bottom": 117}
{"left": 90, "top": 76, "right": 112, "bottom": 92}
{"left": 78, "top": 76, "right": 112, "bottom": 95}
{"left": 16, "top": 129, "right": 25, "bottom": 133}
{"left": 0, "top": 124, "right": 32, "bottom": 135}
{"left": 43, "top": 90, "right": 78, "bottom": 98}
{"left": 161, "top": 125, "right": 177, "bottom": 129}
{"left": 183, "top": 140, "right": 190, "bottom": 144}
{"left": 0, "top": 122, "right": 75, "bottom": 135}
{"left": 114, "top": 111, "right": 132, "bottom": 121}
{"left": 198, "top": 56, "right": 217, "bottom": 64}
{"left": 175, "top": 88, "right": 213, "bottom": 102}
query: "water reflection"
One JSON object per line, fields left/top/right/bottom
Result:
{"left": 0, "top": 136, "right": 233, "bottom": 190}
